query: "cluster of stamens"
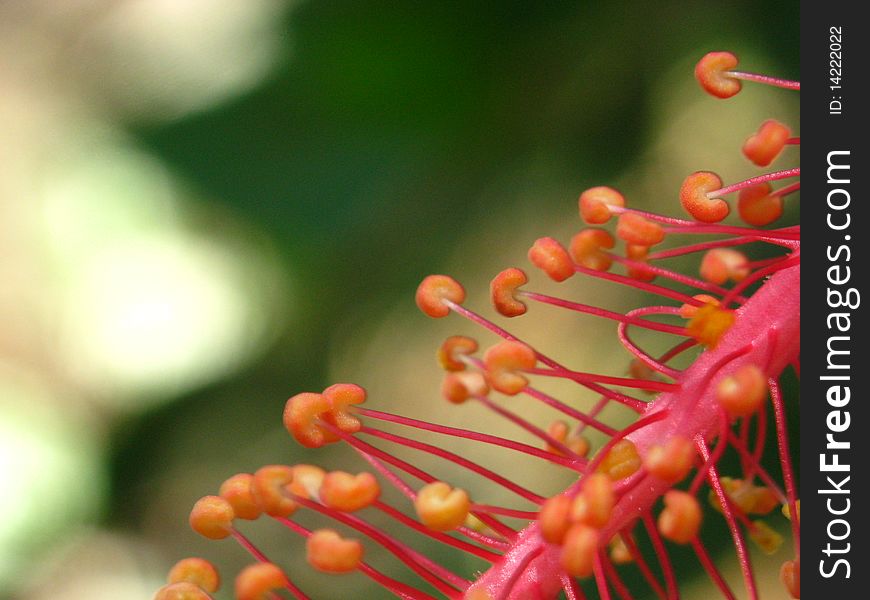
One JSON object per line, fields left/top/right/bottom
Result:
{"left": 158, "top": 51, "right": 800, "bottom": 600}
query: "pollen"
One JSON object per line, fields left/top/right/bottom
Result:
{"left": 438, "top": 335, "right": 479, "bottom": 371}
{"left": 414, "top": 481, "right": 471, "bottom": 532}
{"left": 569, "top": 228, "right": 615, "bottom": 271}
{"left": 189, "top": 496, "right": 235, "bottom": 540}
{"left": 219, "top": 474, "right": 262, "bottom": 521}
{"left": 700, "top": 248, "right": 749, "bottom": 285}
{"left": 483, "top": 340, "right": 536, "bottom": 395}
{"left": 235, "top": 562, "right": 287, "bottom": 600}
{"left": 738, "top": 182, "right": 783, "bottom": 226}
{"left": 686, "top": 302, "right": 735, "bottom": 349}
{"left": 658, "top": 490, "right": 702, "bottom": 544}
{"left": 167, "top": 558, "right": 221, "bottom": 593}
{"left": 595, "top": 439, "right": 641, "bottom": 481}
{"left": 616, "top": 213, "right": 665, "bottom": 246}
{"left": 571, "top": 473, "right": 615, "bottom": 528}
{"left": 319, "top": 471, "right": 381, "bottom": 512}
{"left": 743, "top": 119, "right": 791, "bottom": 167}
{"left": 528, "top": 237, "right": 574, "bottom": 282}
{"left": 695, "top": 51, "right": 742, "bottom": 98}
{"left": 559, "top": 523, "right": 599, "bottom": 578}
{"left": 490, "top": 267, "right": 528, "bottom": 317}
{"left": 416, "top": 274, "right": 466, "bottom": 318}
{"left": 251, "top": 465, "right": 297, "bottom": 517}
{"left": 644, "top": 436, "right": 695, "bottom": 483}
{"left": 716, "top": 364, "right": 768, "bottom": 418}
{"left": 578, "top": 186, "right": 625, "bottom": 224}
{"left": 680, "top": 171, "right": 729, "bottom": 223}
{"left": 306, "top": 529, "right": 364, "bottom": 573}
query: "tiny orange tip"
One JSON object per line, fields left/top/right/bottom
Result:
{"left": 416, "top": 275, "right": 465, "bottom": 318}
{"left": 595, "top": 439, "right": 641, "bottom": 481}
{"left": 616, "top": 213, "right": 665, "bottom": 247}
{"left": 716, "top": 364, "right": 768, "bottom": 418}
{"left": 283, "top": 392, "right": 337, "bottom": 448}
{"left": 695, "top": 51, "right": 741, "bottom": 99}
{"left": 686, "top": 303, "right": 735, "bottom": 349}
{"left": 189, "top": 496, "right": 234, "bottom": 540}
{"left": 680, "top": 171, "right": 729, "bottom": 223}
{"left": 700, "top": 248, "right": 749, "bottom": 285}
{"left": 490, "top": 267, "right": 529, "bottom": 317}
{"left": 545, "top": 420, "right": 589, "bottom": 457}
{"left": 438, "top": 335, "right": 479, "bottom": 371}
{"left": 441, "top": 371, "right": 489, "bottom": 404}
{"left": 414, "top": 481, "right": 471, "bottom": 532}
{"left": 743, "top": 120, "right": 790, "bottom": 167}
{"left": 168, "top": 557, "right": 220, "bottom": 593}
{"left": 658, "top": 490, "right": 702, "bottom": 544}
{"left": 153, "top": 582, "right": 211, "bottom": 600}
{"left": 483, "top": 340, "right": 536, "bottom": 395}
{"left": 559, "top": 523, "right": 599, "bottom": 578}
{"left": 780, "top": 557, "right": 800, "bottom": 599}
{"left": 219, "top": 474, "right": 262, "bottom": 521}
{"left": 235, "top": 563, "right": 287, "bottom": 600}
{"left": 644, "top": 436, "right": 696, "bottom": 483}
{"left": 538, "top": 495, "right": 572, "bottom": 544}
{"left": 678, "top": 294, "right": 719, "bottom": 319}
{"left": 319, "top": 471, "right": 380, "bottom": 512}
{"left": 251, "top": 465, "right": 297, "bottom": 517}
{"left": 626, "top": 244, "right": 656, "bottom": 282}
{"left": 579, "top": 186, "right": 626, "bottom": 224}
{"left": 569, "top": 228, "right": 615, "bottom": 272}
{"left": 321, "top": 382, "right": 365, "bottom": 436}
{"left": 528, "top": 237, "right": 574, "bottom": 282}
{"left": 306, "top": 529, "right": 364, "bottom": 573}
{"left": 289, "top": 464, "right": 327, "bottom": 500}
{"left": 571, "top": 473, "right": 615, "bottom": 529}
{"left": 738, "top": 182, "right": 783, "bottom": 226}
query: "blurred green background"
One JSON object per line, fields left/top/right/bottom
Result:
{"left": 1, "top": 1, "right": 798, "bottom": 598}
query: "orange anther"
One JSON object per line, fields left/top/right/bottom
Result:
{"left": 569, "top": 228, "right": 615, "bottom": 271}
{"left": 306, "top": 529, "right": 364, "bottom": 573}
{"left": 189, "top": 496, "right": 234, "bottom": 540}
{"left": 288, "top": 464, "right": 326, "bottom": 500}
{"left": 780, "top": 557, "right": 800, "bottom": 599}
{"left": 571, "top": 473, "right": 615, "bottom": 529}
{"left": 700, "top": 249, "right": 749, "bottom": 285}
{"left": 743, "top": 119, "right": 790, "bottom": 167}
{"left": 539, "top": 495, "right": 572, "bottom": 544}
{"left": 167, "top": 558, "right": 220, "bottom": 593}
{"left": 528, "top": 237, "right": 574, "bottom": 282}
{"left": 738, "top": 182, "right": 783, "bottom": 226}
{"left": 235, "top": 563, "right": 287, "bottom": 600}
{"left": 626, "top": 244, "right": 656, "bottom": 282}
{"left": 283, "top": 392, "right": 338, "bottom": 448}
{"left": 749, "top": 519, "right": 783, "bottom": 554}
{"left": 596, "top": 439, "right": 641, "bottom": 481}
{"left": 490, "top": 268, "right": 528, "bottom": 317}
{"left": 644, "top": 436, "right": 696, "bottom": 483}
{"left": 483, "top": 340, "right": 536, "bottom": 395}
{"left": 415, "top": 274, "right": 466, "bottom": 318}
{"left": 616, "top": 213, "right": 665, "bottom": 246}
{"left": 251, "top": 465, "right": 297, "bottom": 517}
{"left": 680, "top": 171, "right": 729, "bottom": 223}
{"left": 321, "top": 383, "right": 365, "bottom": 436}
{"left": 559, "top": 523, "right": 599, "bottom": 578}
{"left": 319, "top": 471, "right": 380, "bottom": 512}
{"left": 658, "top": 490, "right": 702, "bottom": 544}
{"left": 219, "top": 474, "right": 261, "bottom": 521}
{"left": 438, "top": 335, "right": 479, "bottom": 371}
{"left": 579, "top": 186, "right": 626, "bottom": 224}
{"left": 782, "top": 499, "right": 801, "bottom": 522}
{"left": 678, "top": 294, "right": 719, "bottom": 319}
{"left": 154, "top": 582, "right": 211, "bottom": 600}
{"left": 710, "top": 477, "right": 779, "bottom": 515}
{"left": 716, "top": 364, "right": 768, "bottom": 418}
{"left": 441, "top": 371, "right": 489, "bottom": 404}
{"left": 414, "top": 481, "right": 471, "bottom": 532}
{"left": 694, "top": 51, "right": 741, "bottom": 99}
{"left": 609, "top": 535, "right": 633, "bottom": 565}
{"left": 544, "top": 420, "right": 591, "bottom": 458}
{"left": 686, "top": 303, "right": 735, "bottom": 349}
{"left": 464, "top": 589, "right": 494, "bottom": 600}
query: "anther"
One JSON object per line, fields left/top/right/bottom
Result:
{"left": 414, "top": 481, "right": 471, "bottom": 532}
{"left": 657, "top": 490, "right": 702, "bottom": 544}
{"left": 442, "top": 371, "right": 489, "bottom": 404}
{"left": 539, "top": 495, "right": 572, "bottom": 544}
{"left": 578, "top": 186, "right": 625, "bottom": 224}
{"left": 571, "top": 473, "right": 614, "bottom": 529}
{"left": 738, "top": 182, "right": 783, "bottom": 226}
{"left": 678, "top": 294, "right": 719, "bottom": 319}
{"left": 153, "top": 582, "right": 211, "bottom": 600}
{"left": 528, "top": 237, "right": 574, "bottom": 282}
{"left": 716, "top": 364, "right": 768, "bottom": 418}
{"left": 596, "top": 439, "right": 641, "bottom": 481}
{"left": 167, "top": 558, "right": 220, "bottom": 593}
{"left": 695, "top": 51, "right": 742, "bottom": 98}
{"left": 288, "top": 464, "right": 327, "bottom": 500}
{"left": 700, "top": 249, "right": 749, "bottom": 285}
{"left": 609, "top": 535, "right": 633, "bottom": 565}
{"left": 219, "top": 474, "right": 262, "bottom": 521}
{"left": 686, "top": 303, "right": 735, "bottom": 349}
{"left": 483, "top": 340, "right": 537, "bottom": 395}
{"left": 438, "top": 335, "right": 479, "bottom": 371}
{"left": 189, "top": 496, "right": 235, "bottom": 540}
{"left": 743, "top": 120, "right": 790, "bottom": 167}
{"left": 626, "top": 244, "right": 656, "bottom": 282}
{"left": 560, "top": 523, "right": 599, "bottom": 578}
{"left": 416, "top": 274, "right": 466, "bottom": 318}
{"left": 490, "top": 268, "right": 528, "bottom": 317}
{"left": 251, "top": 465, "right": 297, "bottom": 517}
{"left": 644, "top": 436, "right": 695, "bottom": 483}
{"left": 680, "top": 171, "right": 729, "bottom": 223}
{"left": 569, "top": 228, "right": 615, "bottom": 271}
{"left": 782, "top": 499, "right": 800, "bottom": 521}
{"left": 749, "top": 519, "right": 783, "bottom": 554}
{"left": 235, "top": 563, "right": 288, "bottom": 600}
{"left": 616, "top": 213, "right": 665, "bottom": 246}
{"left": 306, "top": 529, "right": 364, "bottom": 573}
{"left": 780, "top": 558, "right": 800, "bottom": 599}
{"left": 319, "top": 471, "right": 381, "bottom": 512}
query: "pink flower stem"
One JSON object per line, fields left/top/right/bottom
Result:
{"left": 642, "top": 513, "right": 679, "bottom": 600}
{"left": 726, "top": 70, "right": 800, "bottom": 90}
{"left": 709, "top": 168, "right": 800, "bottom": 196}
{"left": 769, "top": 377, "right": 800, "bottom": 555}
{"left": 648, "top": 236, "right": 758, "bottom": 260}
{"left": 601, "top": 553, "right": 635, "bottom": 600}
{"left": 593, "top": 553, "right": 614, "bottom": 600}
{"left": 230, "top": 528, "right": 311, "bottom": 600}
{"left": 691, "top": 538, "right": 737, "bottom": 600}
{"left": 609, "top": 255, "right": 749, "bottom": 303}
{"left": 527, "top": 367, "right": 680, "bottom": 393}
{"left": 621, "top": 532, "right": 668, "bottom": 600}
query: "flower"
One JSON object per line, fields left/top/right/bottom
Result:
{"left": 157, "top": 52, "right": 800, "bottom": 600}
